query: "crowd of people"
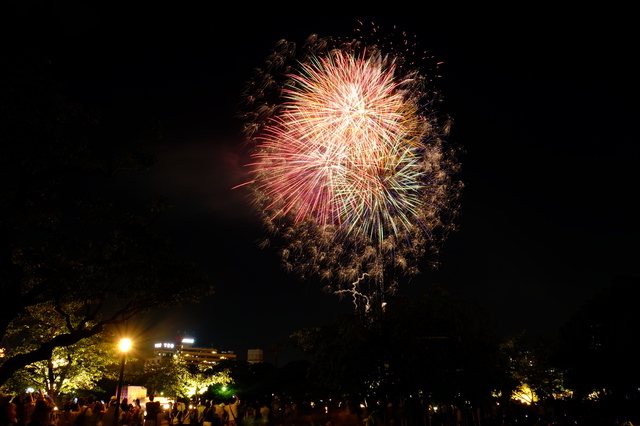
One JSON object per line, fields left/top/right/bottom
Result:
{"left": 0, "top": 394, "right": 142, "bottom": 426}
{"left": 4, "top": 392, "right": 639, "bottom": 426}
{"left": 0, "top": 393, "right": 296, "bottom": 426}
{"left": 1, "top": 392, "right": 392, "bottom": 426}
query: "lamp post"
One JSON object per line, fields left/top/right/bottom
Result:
{"left": 114, "top": 338, "right": 132, "bottom": 425}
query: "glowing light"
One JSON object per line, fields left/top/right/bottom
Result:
{"left": 512, "top": 384, "right": 538, "bottom": 405}
{"left": 238, "top": 26, "right": 460, "bottom": 311}
{"left": 119, "top": 338, "right": 132, "bottom": 353}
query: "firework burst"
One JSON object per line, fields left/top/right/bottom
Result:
{"left": 237, "top": 26, "right": 461, "bottom": 313}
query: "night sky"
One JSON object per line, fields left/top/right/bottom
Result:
{"left": 4, "top": 4, "right": 638, "bottom": 363}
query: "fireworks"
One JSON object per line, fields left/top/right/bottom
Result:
{"left": 237, "top": 26, "right": 461, "bottom": 312}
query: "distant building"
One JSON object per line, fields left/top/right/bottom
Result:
{"left": 247, "top": 349, "right": 263, "bottom": 364}
{"left": 180, "top": 346, "right": 237, "bottom": 365}
{"left": 152, "top": 336, "right": 237, "bottom": 367}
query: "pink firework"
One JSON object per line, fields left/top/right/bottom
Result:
{"left": 238, "top": 33, "right": 460, "bottom": 307}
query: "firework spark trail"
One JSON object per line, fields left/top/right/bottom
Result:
{"left": 237, "top": 30, "right": 461, "bottom": 310}
{"left": 250, "top": 50, "right": 431, "bottom": 243}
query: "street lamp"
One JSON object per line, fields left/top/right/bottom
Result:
{"left": 114, "top": 338, "right": 132, "bottom": 425}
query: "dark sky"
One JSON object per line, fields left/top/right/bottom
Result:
{"left": 5, "top": 4, "right": 638, "bottom": 363}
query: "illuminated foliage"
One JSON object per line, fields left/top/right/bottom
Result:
{"left": 499, "top": 331, "right": 564, "bottom": 404}
{"left": 1, "top": 314, "right": 119, "bottom": 404}
{"left": 144, "top": 356, "right": 232, "bottom": 400}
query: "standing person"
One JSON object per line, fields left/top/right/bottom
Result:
{"left": 128, "top": 401, "right": 141, "bottom": 426}
{"left": 283, "top": 403, "right": 297, "bottom": 426}
{"left": 1, "top": 396, "right": 18, "bottom": 426}
{"left": 157, "top": 406, "right": 169, "bottom": 426}
{"left": 129, "top": 402, "right": 138, "bottom": 426}
{"left": 258, "top": 403, "right": 269, "bottom": 426}
{"left": 209, "top": 410, "right": 221, "bottom": 426}
{"left": 243, "top": 403, "right": 256, "bottom": 426}
{"left": 212, "top": 403, "right": 224, "bottom": 426}
{"left": 26, "top": 400, "right": 54, "bottom": 426}
{"left": 196, "top": 402, "right": 206, "bottom": 426}
{"left": 181, "top": 405, "right": 193, "bottom": 426}
{"left": 76, "top": 398, "right": 94, "bottom": 426}
{"left": 93, "top": 401, "right": 105, "bottom": 426}
{"left": 118, "top": 400, "right": 131, "bottom": 426}
{"left": 57, "top": 402, "right": 75, "bottom": 426}
{"left": 144, "top": 397, "right": 161, "bottom": 426}
{"left": 19, "top": 393, "right": 36, "bottom": 426}
{"left": 223, "top": 397, "right": 239, "bottom": 426}
{"left": 169, "top": 406, "right": 181, "bottom": 426}
{"left": 201, "top": 404, "right": 213, "bottom": 426}
{"left": 86, "top": 398, "right": 97, "bottom": 416}
{"left": 102, "top": 399, "right": 117, "bottom": 426}
{"left": 175, "top": 402, "right": 185, "bottom": 415}
{"left": 8, "top": 396, "right": 24, "bottom": 426}
{"left": 194, "top": 400, "right": 207, "bottom": 426}
{"left": 269, "top": 398, "right": 281, "bottom": 426}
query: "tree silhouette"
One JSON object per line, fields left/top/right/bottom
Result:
{"left": 0, "top": 52, "right": 213, "bottom": 386}
{"left": 499, "top": 330, "right": 564, "bottom": 405}
{"left": 555, "top": 276, "right": 640, "bottom": 416}
{"left": 289, "top": 283, "right": 503, "bottom": 413}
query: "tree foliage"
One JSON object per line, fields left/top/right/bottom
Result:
{"left": 1, "top": 323, "right": 119, "bottom": 404}
{"left": 144, "top": 356, "right": 232, "bottom": 400}
{"left": 0, "top": 52, "right": 214, "bottom": 386}
{"left": 555, "top": 276, "right": 640, "bottom": 402}
{"left": 498, "top": 330, "right": 564, "bottom": 404}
